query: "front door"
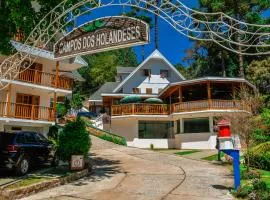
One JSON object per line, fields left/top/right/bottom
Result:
{"left": 15, "top": 94, "right": 40, "bottom": 119}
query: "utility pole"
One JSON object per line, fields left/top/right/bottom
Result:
{"left": 155, "top": 0, "right": 159, "bottom": 50}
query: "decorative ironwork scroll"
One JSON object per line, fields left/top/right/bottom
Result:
{"left": 0, "top": 0, "right": 269, "bottom": 89}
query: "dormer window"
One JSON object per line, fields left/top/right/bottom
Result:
{"left": 133, "top": 88, "right": 141, "bottom": 94}
{"left": 160, "top": 70, "right": 169, "bottom": 78}
{"left": 143, "top": 69, "right": 151, "bottom": 77}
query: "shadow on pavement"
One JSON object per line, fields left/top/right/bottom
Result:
{"left": 71, "top": 153, "right": 122, "bottom": 186}
{"left": 212, "top": 184, "right": 233, "bottom": 190}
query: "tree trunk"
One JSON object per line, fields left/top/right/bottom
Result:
{"left": 155, "top": 0, "right": 159, "bottom": 50}
{"left": 239, "top": 49, "right": 244, "bottom": 77}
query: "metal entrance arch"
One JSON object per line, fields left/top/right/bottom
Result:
{"left": 0, "top": 0, "right": 269, "bottom": 89}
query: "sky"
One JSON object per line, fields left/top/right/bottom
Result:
{"left": 76, "top": 0, "right": 269, "bottom": 66}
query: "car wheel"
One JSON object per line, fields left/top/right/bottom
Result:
{"left": 16, "top": 157, "right": 30, "bottom": 175}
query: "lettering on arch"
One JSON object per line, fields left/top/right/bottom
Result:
{"left": 54, "top": 16, "right": 150, "bottom": 59}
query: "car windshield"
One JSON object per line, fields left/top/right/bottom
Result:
{"left": 0, "top": 132, "right": 16, "bottom": 148}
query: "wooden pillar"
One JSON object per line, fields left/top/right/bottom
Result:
{"left": 6, "top": 84, "right": 11, "bottom": 117}
{"left": 207, "top": 81, "right": 211, "bottom": 109}
{"left": 53, "top": 92, "right": 57, "bottom": 122}
{"left": 178, "top": 86, "right": 182, "bottom": 102}
{"left": 169, "top": 95, "right": 172, "bottom": 114}
{"left": 55, "top": 61, "right": 59, "bottom": 88}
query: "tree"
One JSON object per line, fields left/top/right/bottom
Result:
{"left": 184, "top": 0, "right": 269, "bottom": 78}
{"left": 222, "top": 85, "right": 263, "bottom": 171}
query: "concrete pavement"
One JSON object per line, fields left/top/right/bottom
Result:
{"left": 21, "top": 137, "right": 234, "bottom": 200}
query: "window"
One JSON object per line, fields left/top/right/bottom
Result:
{"left": 160, "top": 70, "right": 169, "bottom": 78}
{"left": 138, "top": 121, "right": 174, "bottom": 139}
{"left": 146, "top": 88, "right": 152, "bottom": 94}
{"left": 158, "top": 88, "right": 163, "bottom": 93}
{"left": 24, "top": 133, "right": 37, "bottom": 144}
{"left": 183, "top": 118, "right": 210, "bottom": 133}
{"left": 133, "top": 88, "right": 141, "bottom": 94}
{"left": 35, "top": 134, "right": 47, "bottom": 143}
{"left": 143, "top": 69, "right": 151, "bottom": 76}
{"left": 16, "top": 134, "right": 25, "bottom": 144}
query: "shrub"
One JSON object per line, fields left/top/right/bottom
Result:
{"left": 57, "top": 117, "right": 91, "bottom": 162}
{"left": 150, "top": 144, "right": 154, "bottom": 150}
{"left": 234, "top": 185, "right": 253, "bottom": 198}
{"left": 56, "top": 103, "right": 67, "bottom": 118}
{"left": 244, "top": 142, "right": 270, "bottom": 171}
{"left": 241, "top": 170, "right": 260, "bottom": 180}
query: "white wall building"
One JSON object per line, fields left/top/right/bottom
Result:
{"left": 0, "top": 41, "right": 86, "bottom": 135}
{"left": 89, "top": 50, "right": 253, "bottom": 149}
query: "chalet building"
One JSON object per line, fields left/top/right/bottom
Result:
{"left": 0, "top": 41, "right": 86, "bottom": 134}
{"left": 89, "top": 50, "right": 253, "bottom": 149}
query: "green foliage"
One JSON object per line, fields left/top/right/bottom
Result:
{"left": 150, "top": 144, "right": 154, "bottom": 150}
{"left": 48, "top": 125, "right": 60, "bottom": 141}
{"left": 183, "top": 0, "right": 270, "bottom": 78}
{"left": 57, "top": 117, "right": 91, "bottom": 161}
{"left": 245, "top": 142, "right": 270, "bottom": 171}
{"left": 74, "top": 48, "right": 137, "bottom": 97}
{"left": 71, "top": 93, "right": 84, "bottom": 110}
{"left": 56, "top": 103, "right": 67, "bottom": 118}
{"left": 99, "top": 134, "right": 126, "bottom": 146}
{"left": 241, "top": 169, "right": 261, "bottom": 180}
{"left": 247, "top": 58, "right": 270, "bottom": 94}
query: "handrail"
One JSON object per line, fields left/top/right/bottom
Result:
{"left": 111, "top": 100, "right": 251, "bottom": 116}
{"left": 17, "top": 68, "right": 73, "bottom": 90}
{"left": 0, "top": 102, "right": 55, "bottom": 121}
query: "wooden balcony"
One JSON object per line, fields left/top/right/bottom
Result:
{"left": 0, "top": 102, "right": 55, "bottom": 122}
{"left": 17, "top": 69, "right": 73, "bottom": 90}
{"left": 111, "top": 100, "right": 251, "bottom": 116}
{"left": 112, "top": 104, "right": 169, "bottom": 116}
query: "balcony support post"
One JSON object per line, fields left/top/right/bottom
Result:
{"left": 6, "top": 84, "right": 12, "bottom": 117}
{"left": 31, "top": 104, "right": 35, "bottom": 120}
{"left": 207, "top": 81, "right": 211, "bottom": 109}
{"left": 53, "top": 92, "right": 57, "bottom": 122}
{"left": 178, "top": 86, "right": 182, "bottom": 102}
{"left": 56, "top": 61, "right": 59, "bottom": 88}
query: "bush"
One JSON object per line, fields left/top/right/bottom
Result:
{"left": 56, "top": 103, "right": 67, "bottom": 118}
{"left": 241, "top": 170, "right": 260, "bottom": 180}
{"left": 150, "top": 144, "right": 154, "bottom": 150}
{"left": 244, "top": 142, "right": 270, "bottom": 171}
{"left": 48, "top": 125, "right": 60, "bottom": 141}
{"left": 234, "top": 185, "right": 253, "bottom": 198}
{"left": 57, "top": 117, "right": 91, "bottom": 162}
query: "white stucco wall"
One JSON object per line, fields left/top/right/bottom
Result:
{"left": 128, "top": 138, "right": 175, "bottom": 149}
{"left": 122, "top": 59, "right": 183, "bottom": 94}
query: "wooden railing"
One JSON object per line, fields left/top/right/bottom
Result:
{"left": 112, "top": 104, "right": 169, "bottom": 116}
{"left": 0, "top": 102, "right": 55, "bottom": 121}
{"left": 111, "top": 100, "right": 251, "bottom": 116}
{"left": 17, "top": 69, "right": 73, "bottom": 90}
{"left": 172, "top": 100, "right": 251, "bottom": 113}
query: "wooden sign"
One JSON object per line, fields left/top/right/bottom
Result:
{"left": 54, "top": 16, "right": 150, "bottom": 60}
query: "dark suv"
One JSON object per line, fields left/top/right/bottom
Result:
{"left": 0, "top": 131, "right": 56, "bottom": 175}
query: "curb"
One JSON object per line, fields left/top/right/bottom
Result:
{"left": 0, "top": 169, "right": 89, "bottom": 200}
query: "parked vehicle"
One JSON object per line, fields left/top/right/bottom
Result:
{"left": 0, "top": 131, "right": 56, "bottom": 175}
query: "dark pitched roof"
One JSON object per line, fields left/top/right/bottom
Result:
{"left": 116, "top": 67, "right": 136, "bottom": 74}
{"left": 89, "top": 82, "right": 119, "bottom": 101}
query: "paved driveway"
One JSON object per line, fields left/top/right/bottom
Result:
{"left": 22, "top": 137, "right": 234, "bottom": 200}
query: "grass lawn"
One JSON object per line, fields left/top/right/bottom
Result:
{"left": 6, "top": 177, "right": 49, "bottom": 190}
{"left": 5, "top": 167, "right": 74, "bottom": 190}
{"left": 174, "top": 150, "right": 200, "bottom": 156}
{"left": 201, "top": 152, "right": 224, "bottom": 161}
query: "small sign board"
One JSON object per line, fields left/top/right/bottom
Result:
{"left": 54, "top": 16, "right": 150, "bottom": 60}
{"left": 71, "top": 155, "right": 84, "bottom": 170}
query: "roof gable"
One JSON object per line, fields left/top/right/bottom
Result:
{"left": 113, "top": 49, "right": 185, "bottom": 93}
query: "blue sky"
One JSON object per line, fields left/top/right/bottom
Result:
{"left": 76, "top": 0, "right": 269, "bottom": 65}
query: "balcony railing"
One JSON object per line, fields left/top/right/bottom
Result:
{"left": 112, "top": 103, "right": 169, "bottom": 116}
{"left": 111, "top": 100, "right": 251, "bottom": 116}
{"left": 17, "top": 69, "right": 73, "bottom": 90}
{"left": 0, "top": 102, "right": 55, "bottom": 122}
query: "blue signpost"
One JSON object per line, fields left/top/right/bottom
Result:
{"left": 221, "top": 149, "right": 241, "bottom": 190}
